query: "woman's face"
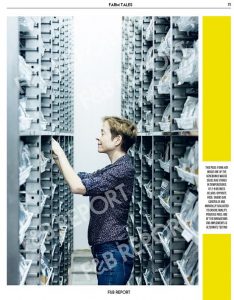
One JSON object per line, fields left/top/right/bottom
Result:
{"left": 96, "top": 121, "right": 121, "bottom": 153}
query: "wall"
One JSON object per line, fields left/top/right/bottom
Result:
{"left": 73, "top": 15, "right": 122, "bottom": 249}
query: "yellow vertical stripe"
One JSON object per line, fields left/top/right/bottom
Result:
{"left": 203, "top": 17, "right": 231, "bottom": 161}
{"left": 203, "top": 234, "right": 231, "bottom": 300}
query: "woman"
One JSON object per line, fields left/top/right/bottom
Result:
{"left": 52, "top": 116, "right": 137, "bottom": 285}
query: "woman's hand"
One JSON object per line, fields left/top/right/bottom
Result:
{"left": 52, "top": 138, "right": 64, "bottom": 158}
{"left": 51, "top": 138, "right": 86, "bottom": 195}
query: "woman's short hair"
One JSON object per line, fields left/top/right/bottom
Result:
{"left": 103, "top": 116, "right": 138, "bottom": 152}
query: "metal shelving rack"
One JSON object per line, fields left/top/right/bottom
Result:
{"left": 122, "top": 16, "right": 199, "bottom": 285}
{"left": 7, "top": 16, "right": 74, "bottom": 285}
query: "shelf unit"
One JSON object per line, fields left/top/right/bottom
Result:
{"left": 121, "top": 16, "right": 199, "bottom": 285}
{"left": 7, "top": 17, "right": 74, "bottom": 285}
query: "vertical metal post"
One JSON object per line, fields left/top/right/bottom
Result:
{"left": 7, "top": 16, "right": 20, "bottom": 285}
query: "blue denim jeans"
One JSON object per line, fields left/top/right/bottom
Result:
{"left": 91, "top": 240, "right": 134, "bottom": 285}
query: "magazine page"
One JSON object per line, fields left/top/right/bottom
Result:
{"left": 1, "top": 0, "right": 233, "bottom": 300}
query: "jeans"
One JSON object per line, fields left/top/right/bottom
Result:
{"left": 91, "top": 240, "right": 134, "bottom": 285}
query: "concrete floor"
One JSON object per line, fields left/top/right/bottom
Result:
{"left": 69, "top": 249, "right": 98, "bottom": 285}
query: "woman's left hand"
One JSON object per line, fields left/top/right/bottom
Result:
{"left": 52, "top": 138, "right": 64, "bottom": 157}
